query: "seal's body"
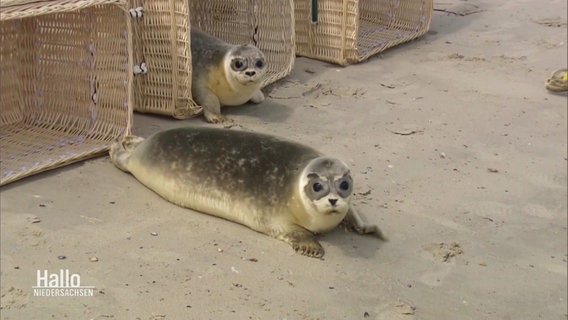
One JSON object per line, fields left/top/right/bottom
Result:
{"left": 110, "top": 127, "right": 384, "bottom": 258}
{"left": 190, "top": 28, "right": 266, "bottom": 123}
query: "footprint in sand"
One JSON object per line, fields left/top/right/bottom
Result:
{"left": 521, "top": 203, "right": 557, "bottom": 219}
{"left": 0, "top": 286, "right": 28, "bottom": 310}
{"left": 1, "top": 213, "right": 47, "bottom": 249}
{"left": 419, "top": 242, "right": 464, "bottom": 287}
{"left": 459, "top": 200, "right": 514, "bottom": 221}
{"left": 461, "top": 200, "right": 561, "bottom": 222}
{"left": 373, "top": 300, "right": 417, "bottom": 319}
{"left": 521, "top": 171, "right": 567, "bottom": 190}
{"left": 423, "top": 242, "right": 464, "bottom": 263}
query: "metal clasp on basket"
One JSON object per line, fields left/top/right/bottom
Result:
{"left": 133, "top": 62, "right": 148, "bottom": 75}
{"left": 129, "top": 7, "right": 143, "bottom": 18}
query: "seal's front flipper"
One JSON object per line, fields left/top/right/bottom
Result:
{"left": 193, "top": 86, "right": 227, "bottom": 123}
{"left": 249, "top": 89, "right": 265, "bottom": 104}
{"left": 278, "top": 227, "right": 324, "bottom": 258}
{"left": 344, "top": 207, "right": 387, "bottom": 241}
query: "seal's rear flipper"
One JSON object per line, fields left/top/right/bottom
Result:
{"left": 109, "top": 136, "right": 145, "bottom": 172}
{"left": 344, "top": 207, "right": 388, "bottom": 241}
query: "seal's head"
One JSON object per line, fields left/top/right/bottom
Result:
{"left": 225, "top": 44, "right": 267, "bottom": 85}
{"left": 298, "top": 157, "right": 354, "bottom": 233}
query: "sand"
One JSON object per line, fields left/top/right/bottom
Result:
{"left": 1, "top": 0, "right": 567, "bottom": 319}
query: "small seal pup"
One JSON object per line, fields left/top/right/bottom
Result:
{"left": 190, "top": 28, "right": 267, "bottom": 123}
{"left": 110, "top": 127, "right": 385, "bottom": 258}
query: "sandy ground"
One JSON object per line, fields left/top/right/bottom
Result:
{"left": 1, "top": 0, "right": 567, "bottom": 319}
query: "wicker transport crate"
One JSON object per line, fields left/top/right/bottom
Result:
{"left": 0, "top": 0, "right": 133, "bottom": 186}
{"left": 295, "top": 0, "right": 433, "bottom": 65}
{"left": 129, "top": 0, "right": 200, "bottom": 119}
{"left": 190, "top": 0, "right": 296, "bottom": 88}
{"left": 130, "top": 0, "right": 295, "bottom": 119}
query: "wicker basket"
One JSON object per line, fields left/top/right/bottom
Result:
{"left": 295, "top": 0, "right": 433, "bottom": 65}
{"left": 190, "top": 0, "right": 296, "bottom": 88}
{"left": 0, "top": 0, "right": 133, "bottom": 186}
{"left": 129, "top": 0, "right": 200, "bottom": 119}
{"left": 131, "top": 0, "right": 296, "bottom": 119}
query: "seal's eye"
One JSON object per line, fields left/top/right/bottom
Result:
{"left": 231, "top": 59, "right": 247, "bottom": 71}
{"left": 339, "top": 180, "right": 350, "bottom": 191}
{"left": 313, "top": 182, "right": 323, "bottom": 192}
{"left": 254, "top": 59, "right": 265, "bottom": 69}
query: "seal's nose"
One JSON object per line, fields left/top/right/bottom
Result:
{"left": 245, "top": 70, "right": 256, "bottom": 77}
{"left": 329, "top": 198, "right": 338, "bottom": 206}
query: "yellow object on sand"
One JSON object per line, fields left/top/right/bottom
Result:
{"left": 545, "top": 68, "right": 568, "bottom": 93}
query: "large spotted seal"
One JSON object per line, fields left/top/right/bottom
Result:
{"left": 191, "top": 28, "right": 266, "bottom": 123}
{"left": 109, "top": 127, "right": 385, "bottom": 258}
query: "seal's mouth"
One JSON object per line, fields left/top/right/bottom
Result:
{"left": 240, "top": 79, "right": 257, "bottom": 85}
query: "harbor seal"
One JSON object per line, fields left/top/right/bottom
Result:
{"left": 109, "top": 127, "right": 385, "bottom": 258}
{"left": 190, "top": 28, "right": 267, "bottom": 123}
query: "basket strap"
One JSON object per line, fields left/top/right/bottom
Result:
{"left": 311, "top": 0, "right": 318, "bottom": 23}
